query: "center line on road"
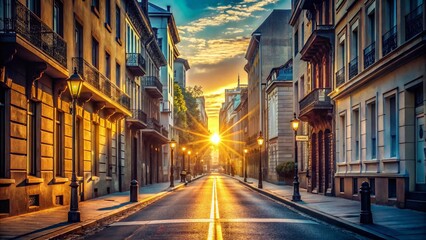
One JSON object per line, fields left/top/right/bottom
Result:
{"left": 207, "top": 177, "right": 223, "bottom": 240}
{"left": 110, "top": 218, "right": 318, "bottom": 226}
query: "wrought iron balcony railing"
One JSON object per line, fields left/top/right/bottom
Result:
{"left": 72, "top": 57, "right": 130, "bottom": 109}
{"left": 349, "top": 56, "right": 358, "bottom": 79}
{"left": 162, "top": 128, "right": 169, "bottom": 138}
{"left": 405, "top": 4, "right": 424, "bottom": 40}
{"left": 126, "top": 53, "right": 146, "bottom": 76}
{"left": 299, "top": 88, "right": 332, "bottom": 113}
{"left": 382, "top": 25, "right": 397, "bottom": 56}
{"left": 143, "top": 76, "right": 163, "bottom": 93}
{"left": 363, "top": 42, "right": 375, "bottom": 69}
{"left": 147, "top": 118, "right": 162, "bottom": 133}
{"left": 130, "top": 109, "right": 147, "bottom": 123}
{"left": 335, "top": 67, "right": 345, "bottom": 87}
{"left": 0, "top": 0, "right": 67, "bottom": 67}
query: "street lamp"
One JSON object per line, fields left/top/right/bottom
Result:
{"left": 169, "top": 139, "right": 176, "bottom": 188}
{"left": 290, "top": 112, "right": 301, "bottom": 201}
{"left": 257, "top": 131, "right": 264, "bottom": 189}
{"left": 244, "top": 148, "right": 248, "bottom": 182}
{"left": 67, "top": 68, "right": 83, "bottom": 223}
{"left": 181, "top": 146, "right": 186, "bottom": 182}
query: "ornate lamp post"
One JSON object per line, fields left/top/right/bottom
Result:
{"left": 181, "top": 146, "right": 186, "bottom": 182}
{"left": 169, "top": 139, "right": 176, "bottom": 187}
{"left": 290, "top": 113, "right": 301, "bottom": 201}
{"left": 257, "top": 131, "right": 264, "bottom": 189}
{"left": 67, "top": 68, "right": 83, "bottom": 223}
{"left": 244, "top": 148, "right": 248, "bottom": 182}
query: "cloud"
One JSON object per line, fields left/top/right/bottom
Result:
{"left": 179, "top": 0, "right": 278, "bottom": 34}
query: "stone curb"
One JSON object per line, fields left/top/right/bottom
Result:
{"left": 232, "top": 176, "right": 394, "bottom": 240}
{"left": 38, "top": 175, "right": 206, "bottom": 240}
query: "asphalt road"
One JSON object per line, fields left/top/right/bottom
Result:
{"left": 86, "top": 174, "right": 364, "bottom": 240}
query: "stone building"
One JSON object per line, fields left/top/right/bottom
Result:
{"left": 244, "top": 10, "right": 293, "bottom": 180}
{"left": 331, "top": 0, "right": 425, "bottom": 210}
{"left": 0, "top": 0, "right": 131, "bottom": 216}
{"left": 290, "top": 0, "right": 335, "bottom": 195}
{"left": 265, "top": 59, "right": 294, "bottom": 183}
{"left": 148, "top": 3, "right": 180, "bottom": 182}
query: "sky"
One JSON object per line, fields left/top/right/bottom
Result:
{"left": 150, "top": 0, "right": 292, "bottom": 133}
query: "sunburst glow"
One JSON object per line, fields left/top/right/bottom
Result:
{"left": 210, "top": 133, "right": 221, "bottom": 145}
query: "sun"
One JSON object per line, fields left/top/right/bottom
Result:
{"left": 210, "top": 133, "right": 221, "bottom": 145}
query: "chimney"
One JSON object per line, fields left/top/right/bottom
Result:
{"left": 167, "top": 5, "right": 171, "bottom": 12}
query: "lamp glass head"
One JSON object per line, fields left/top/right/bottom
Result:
{"left": 188, "top": 150, "right": 191, "bottom": 155}
{"left": 170, "top": 139, "right": 176, "bottom": 149}
{"left": 182, "top": 146, "right": 186, "bottom": 151}
{"left": 291, "top": 118, "right": 300, "bottom": 132}
{"left": 244, "top": 148, "right": 248, "bottom": 153}
{"left": 257, "top": 132, "right": 264, "bottom": 146}
{"left": 67, "top": 68, "right": 84, "bottom": 99}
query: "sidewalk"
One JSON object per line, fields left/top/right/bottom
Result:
{"left": 232, "top": 175, "right": 426, "bottom": 240}
{"left": 0, "top": 177, "right": 203, "bottom": 240}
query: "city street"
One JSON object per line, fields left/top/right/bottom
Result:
{"left": 86, "top": 174, "right": 363, "bottom": 240}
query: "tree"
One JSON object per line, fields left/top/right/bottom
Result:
{"left": 174, "top": 83, "right": 187, "bottom": 142}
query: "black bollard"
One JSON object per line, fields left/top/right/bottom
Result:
{"left": 359, "top": 181, "right": 373, "bottom": 224}
{"left": 130, "top": 179, "right": 139, "bottom": 202}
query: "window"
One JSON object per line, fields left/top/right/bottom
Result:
{"left": 340, "top": 178, "right": 344, "bottom": 193}
{"left": 92, "top": 123, "right": 99, "bottom": 176}
{"left": 336, "top": 34, "right": 346, "bottom": 86}
{"left": 294, "top": 29, "right": 299, "bottom": 56}
{"left": 367, "top": 101, "right": 377, "bottom": 159}
{"left": 366, "top": 3, "right": 376, "bottom": 46}
{"left": 369, "top": 178, "right": 375, "bottom": 196}
{"left": 385, "top": 0, "right": 397, "bottom": 31}
{"left": 116, "top": 5, "right": 121, "bottom": 41}
{"left": 75, "top": 21, "right": 83, "bottom": 59}
{"left": 385, "top": 94, "right": 398, "bottom": 157}
{"left": 27, "top": 0, "right": 40, "bottom": 17}
{"left": 92, "top": 38, "right": 99, "bottom": 69}
{"left": 76, "top": 117, "right": 83, "bottom": 176}
{"left": 352, "top": 107, "right": 360, "bottom": 161}
{"left": 55, "top": 110, "right": 64, "bottom": 177}
{"left": 352, "top": 178, "right": 358, "bottom": 195}
{"left": 53, "top": 0, "right": 63, "bottom": 36}
{"left": 105, "top": 0, "right": 111, "bottom": 26}
{"left": 349, "top": 21, "right": 358, "bottom": 79}
{"left": 116, "top": 63, "right": 121, "bottom": 88}
{"left": 92, "top": 0, "right": 100, "bottom": 17}
{"left": 105, "top": 52, "right": 111, "bottom": 79}
{"left": 339, "top": 113, "right": 346, "bottom": 162}
{"left": 28, "top": 101, "right": 40, "bottom": 176}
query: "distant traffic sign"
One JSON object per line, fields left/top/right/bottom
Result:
{"left": 296, "top": 135, "right": 309, "bottom": 142}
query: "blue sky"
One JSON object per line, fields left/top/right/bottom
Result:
{"left": 150, "top": 0, "right": 292, "bottom": 131}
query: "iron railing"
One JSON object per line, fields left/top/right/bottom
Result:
{"left": 0, "top": 0, "right": 67, "bottom": 67}
{"left": 299, "top": 88, "right": 332, "bottom": 112}
{"left": 363, "top": 42, "right": 375, "bottom": 69}
{"left": 143, "top": 76, "right": 163, "bottom": 93}
{"left": 349, "top": 56, "right": 358, "bottom": 79}
{"left": 130, "top": 109, "right": 147, "bottom": 123}
{"left": 335, "top": 67, "right": 345, "bottom": 87}
{"left": 382, "top": 25, "right": 397, "bottom": 56}
{"left": 162, "top": 128, "right": 169, "bottom": 138}
{"left": 72, "top": 57, "right": 130, "bottom": 109}
{"left": 147, "top": 118, "right": 162, "bottom": 133}
{"left": 126, "top": 53, "right": 146, "bottom": 74}
{"left": 405, "top": 4, "right": 423, "bottom": 40}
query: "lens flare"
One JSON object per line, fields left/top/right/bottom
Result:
{"left": 210, "top": 133, "right": 221, "bottom": 145}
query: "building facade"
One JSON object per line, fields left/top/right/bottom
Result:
{"left": 265, "top": 59, "right": 294, "bottom": 183}
{"left": 244, "top": 10, "right": 293, "bottom": 180}
{"left": 148, "top": 3, "right": 180, "bottom": 182}
{"left": 290, "top": 0, "right": 335, "bottom": 195}
{"left": 0, "top": 0, "right": 131, "bottom": 216}
{"left": 174, "top": 58, "right": 190, "bottom": 89}
{"left": 331, "top": 0, "right": 425, "bottom": 210}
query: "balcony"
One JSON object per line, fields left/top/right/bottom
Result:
{"left": 300, "top": 25, "right": 333, "bottom": 62}
{"left": 382, "top": 25, "right": 397, "bottom": 56}
{"left": 335, "top": 67, "right": 345, "bottom": 88}
{"left": 72, "top": 57, "right": 131, "bottom": 115}
{"left": 405, "top": 4, "right": 424, "bottom": 41}
{"left": 126, "top": 109, "right": 147, "bottom": 129}
{"left": 299, "top": 88, "right": 332, "bottom": 122}
{"left": 348, "top": 56, "right": 358, "bottom": 79}
{"left": 363, "top": 42, "right": 375, "bottom": 69}
{"left": 0, "top": 0, "right": 67, "bottom": 71}
{"left": 143, "top": 76, "right": 163, "bottom": 98}
{"left": 126, "top": 53, "right": 146, "bottom": 76}
{"left": 142, "top": 118, "right": 169, "bottom": 143}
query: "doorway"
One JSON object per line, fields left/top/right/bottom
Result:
{"left": 416, "top": 114, "right": 425, "bottom": 185}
